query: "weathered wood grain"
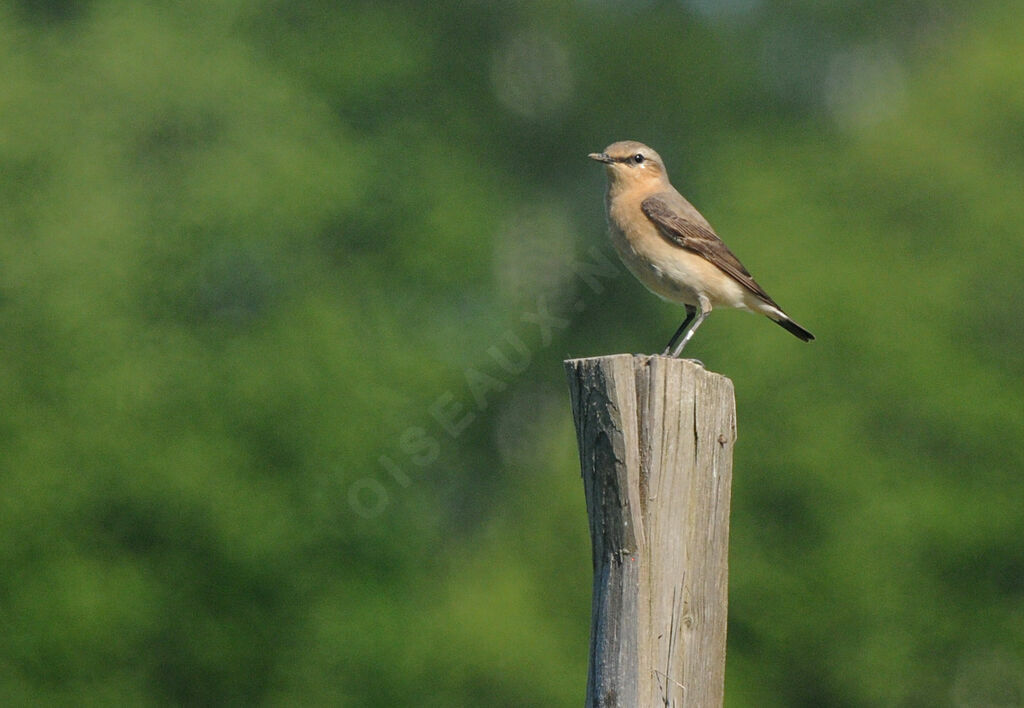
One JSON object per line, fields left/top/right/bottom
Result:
{"left": 565, "top": 354, "right": 736, "bottom": 707}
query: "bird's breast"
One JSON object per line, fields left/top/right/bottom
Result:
{"left": 605, "top": 190, "right": 751, "bottom": 310}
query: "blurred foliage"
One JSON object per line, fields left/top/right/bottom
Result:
{"left": 1, "top": 0, "right": 1022, "bottom": 705}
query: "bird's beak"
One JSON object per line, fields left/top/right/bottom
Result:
{"left": 588, "top": 152, "right": 613, "bottom": 164}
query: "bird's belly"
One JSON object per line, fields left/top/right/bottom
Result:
{"left": 609, "top": 226, "right": 752, "bottom": 310}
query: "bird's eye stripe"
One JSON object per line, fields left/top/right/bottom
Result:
{"left": 610, "top": 155, "right": 644, "bottom": 164}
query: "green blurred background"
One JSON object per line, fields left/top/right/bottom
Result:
{"left": 2, "top": 0, "right": 1022, "bottom": 705}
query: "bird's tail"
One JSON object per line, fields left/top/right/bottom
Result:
{"left": 775, "top": 316, "right": 814, "bottom": 342}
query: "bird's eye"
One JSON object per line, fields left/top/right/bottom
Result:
{"left": 633, "top": 153, "right": 645, "bottom": 164}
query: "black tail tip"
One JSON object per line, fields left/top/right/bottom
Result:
{"left": 777, "top": 318, "right": 815, "bottom": 342}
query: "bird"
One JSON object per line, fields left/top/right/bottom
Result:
{"left": 588, "top": 140, "right": 814, "bottom": 357}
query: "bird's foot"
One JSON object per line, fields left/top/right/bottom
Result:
{"left": 657, "top": 350, "right": 703, "bottom": 366}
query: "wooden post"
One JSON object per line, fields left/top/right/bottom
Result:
{"left": 564, "top": 354, "right": 736, "bottom": 707}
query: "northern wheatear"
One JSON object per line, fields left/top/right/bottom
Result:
{"left": 589, "top": 140, "right": 814, "bottom": 357}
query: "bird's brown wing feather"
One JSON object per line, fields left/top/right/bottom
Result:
{"left": 641, "top": 195, "right": 778, "bottom": 307}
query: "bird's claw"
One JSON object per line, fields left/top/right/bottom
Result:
{"left": 656, "top": 351, "right": 704, "bottom": 367}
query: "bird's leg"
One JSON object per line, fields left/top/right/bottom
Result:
{"left": 662, "top": 305, "right": 696, "bottom": 356}
{"left": 670, "top": 295, "right": 711, "bottom": 358}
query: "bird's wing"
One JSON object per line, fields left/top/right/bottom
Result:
{"left": 641, "top": 194, "right": 778, "bottom": 307}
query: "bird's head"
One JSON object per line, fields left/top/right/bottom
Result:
{"left": 588, "top": 141, "right": 669, "bottom": 190}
